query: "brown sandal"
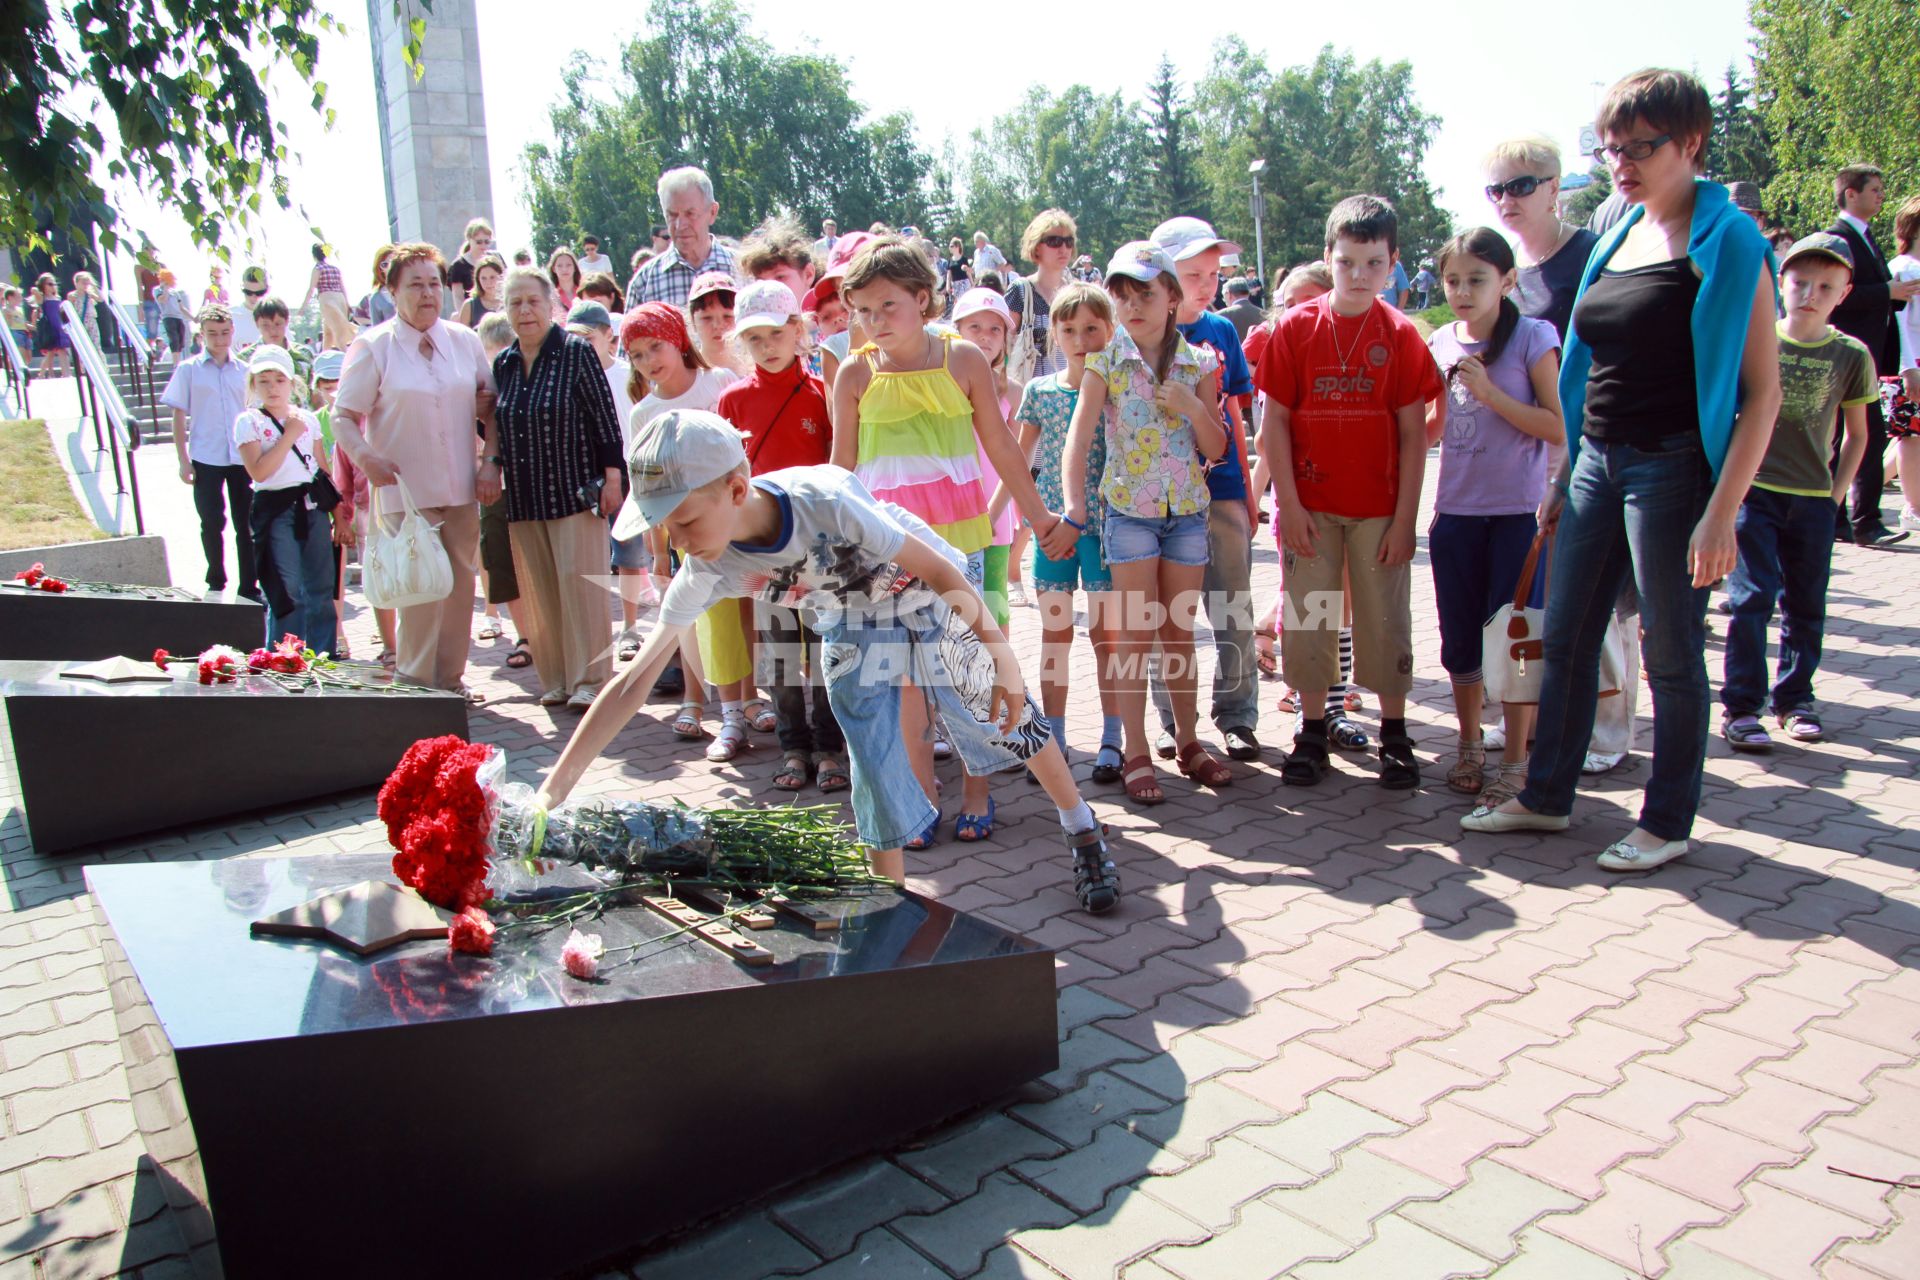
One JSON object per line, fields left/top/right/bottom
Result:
{"left": 1122, "top": 755, "right": 1164, "bottom": 806}
{"left": 1176, "top": 741, "right": 1234, "bottom": 788}
{"left": 773, "top": 753, "right": 811, "bottom": 791}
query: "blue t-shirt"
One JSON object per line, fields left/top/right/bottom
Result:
{"left": 1177, "top": 311, "right": 1253, "bottom": 501}
{"left": 1379, "top": 261, "right": 1410, "bottom": 305}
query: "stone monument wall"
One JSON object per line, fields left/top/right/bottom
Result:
{"left": 366, "top": 0, "right": 495, "bottom": 260}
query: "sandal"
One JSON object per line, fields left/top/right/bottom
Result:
{"left": 954, "top": 797, "right": 996, "bottom": 842}
{"left": 1278, "top": 687, "right": 1299, "bottom": 713}
{"left": 1447, "top": 737, "right": 1487, "bottom": 794}
{"left": 1067, "top": 825, "right": 1120, "bottom": 915}
{"left": 1255, "top": 633, "right": 1278, "bottom": 677}
{"left": 1175, "top": 741, "right": 1234, "bottom": 788}
{"left": 505, "top": 638, "right": 532, "bottom": 669}
{"left": 616, "top": 629, "right": 640, "bottom": 661}
{"left": 815, "top": 754, "right": 850, "bottom": 793}
{"left": 1091, "top": 744, "right": 1125, "bottom": 785}
{"left": 1480, "top": 761, "right": 1528, "bottom": 811}
{"left": 706, "top": 716, "right": 750, "bottom": 763}
{"left": 1345, "top": 688, "right": 1364, "bottom": 713}
{"left": 1122, "top": 755, "right": 1165, "bottom": 806}
{"left": 1723, "top": 714, "right": 1773, "bottom": 753}
{"left": 905, "top": 811, "right": 942, "bottom": 851}
{"left": 378, "top": 649, "right": 397, "bottom": 672}
{"left": 773, "top": 753, "right": 812, "bottom": 791}
{"left": 1282, "top": 731, "right": 1331, "bottom": 786}
{"left": 477, "top": 617, "right": 504, "bottom": 641}
{"left": 1777, "top": 708, "right": 1824, "bottom": 743}
{"left": 744, "top": 697, "right": 778, "bottom": 733}
{"left": 1379, "top": 727, "right": 1421, "bottom": 790}
{"left": 671, "top": 703, "right": 706, "bottom": 739}
{"left": 1327, "top": 712, "right": 1372, "bottom": 752}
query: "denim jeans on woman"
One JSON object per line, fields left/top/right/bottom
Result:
{"left": 1518, "top": 438, "right": 1713, "bottom": 841}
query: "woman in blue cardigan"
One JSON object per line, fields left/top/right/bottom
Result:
{"left": 1463, "top": 69, "right": 1781, "bottom": 871}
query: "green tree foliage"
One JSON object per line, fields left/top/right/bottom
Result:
{"left": 1752, "top": 0, "right": 1920, "bottom": 235}
{"left": 522, "top": 0, "right": 932, "bottom": 258}
{"left": 1, "top": 2, "right": 429, "bottom": 261}
{"left": 960, "top": 85, "right": 1149, "bottom": 268}
{"left": 1708, "top": 63, "right": 1774, "bottom": 188}
{"left": 1143, "top": 58, "right": 1209, "bottom": 223}
{"left": 1192, "top": 43, "right": 1451, "bottom": 278}
{"left": 1563, "top": 165, "right": 1615, "bottom": 228}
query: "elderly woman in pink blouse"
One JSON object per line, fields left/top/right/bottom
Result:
{"left": 332, "top": 242, "right": 500, "bottom": 695}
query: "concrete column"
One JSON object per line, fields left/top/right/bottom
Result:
{"left": 365, "top": 0, "right": 494, "bottom": 260}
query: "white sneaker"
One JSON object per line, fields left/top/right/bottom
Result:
{"left": 1596, "top": 836, "right": 1688, "bottom": 872}
{"left": 538, "top": 688, "right": 568, "bottom": 706}
{"left": 1482, "top": 725, "right": 1507, "bottom": 751}
{"left": 1582, "top": 751, "right": 1626, "bottom": 775}
{"left": 1901, "top": 507, "right": 1920, "bottom": 533}
{"left": 567, "top": 687, "right": 597, "bottom": 710}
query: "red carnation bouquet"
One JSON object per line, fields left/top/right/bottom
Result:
{"left": 13, "top": 563, "right": 70, "bottom": 592}
{"left": 377, "top": 735, "right": 498, "bottom": 913}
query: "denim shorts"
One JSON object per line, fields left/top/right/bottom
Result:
{"left": 1103, "top": 511, "right": 1209, "bottom": 566}
{"left": 609, "top": 529, "right": 648, "bottom": 570}
{"left": 1031, "top": 529, "right": 1112, "bottom": 593}
{"left": 821, "top": 597, "right": 1051, "bottom": 851}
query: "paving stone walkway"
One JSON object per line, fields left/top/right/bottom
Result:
{"left": 3, "top": 406, "right": 1917, "bottom": 1278}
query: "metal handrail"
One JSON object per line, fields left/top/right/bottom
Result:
{"left": 107, "top": 299, "right": 149, "bottom": 369}
{"left": 106, "top": 296, "right": 164, "bottom": 442}
{"left": 0, "top": 322, "right": 28, "bottom": 418}
{"left": 61, "top": 300, "right": 145, "bottom": 534}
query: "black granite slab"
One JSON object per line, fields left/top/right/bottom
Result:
{"left": 88, "top": 853, "right": 1057, "bottom": 1280}
{"left": 1, "top": 661, "right": 466, "bottom": 852}
{"left": 0, "top": 582, "right": 264, "bottom": 661}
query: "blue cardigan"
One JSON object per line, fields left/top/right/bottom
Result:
{"left": 1559, "top": 178, "right": 1777, "bottom": 479}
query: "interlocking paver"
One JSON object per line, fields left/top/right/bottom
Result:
{"left": 1151, "top": 1200, "right": 1349, "bottom": 1279}
{"left": 1235, "top": 1092, "right": 1404, "bottom": 1177}
{"left": 889, "top": 1171, "right": 1076, "bottom": 1277}
{"left": 1673, "top": 1183, "right": 1882, "bottom": 1280}
{"left": 1396, "top": 1158, "right": 1582, "bottom": 1263}
{"left": 1288, "top": 1211, "right": 1495, "bottom": 1279}
{"left": 1013, "top": 1122, "right": 1184, "bottom": 1214}
{"left": 1536, "top": 1168, "right": 1726, "bottom": 1276}
{"left": 1257, "top": 1148, "right": 1450, "bottom": 1248}
{"left": 770, "top": 1159, "right": 949, "bottom": 1260}
{"left": 1361, "top": 1100, "right": 1530, "bottom": 1188}
{"left": 1137, "top": 1134, "right": 1315, "bottom": 1229}
{"left": 1487, "top": 1110, "right": 1666, "bottom": 1199}
{"left": 896, "top": 1114, "right": 1066, "bottom": 1199}
{"left": 1010, "top": 1070, "right": 1169, "bottom": 1150}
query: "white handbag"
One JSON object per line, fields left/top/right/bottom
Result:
{"left": 363, "top": 475, "right": 454, "bottom": 610}
{"left": 1484, "top": 528, "right": 1623, "bottom": 706}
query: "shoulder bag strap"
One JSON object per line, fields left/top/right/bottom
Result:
{"left": 1505, "top": 527, "right": 1551, "bottom": 639}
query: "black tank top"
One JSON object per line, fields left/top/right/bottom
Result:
{"left": 1573, "top": 258, "right": 1702, "bottom": 448}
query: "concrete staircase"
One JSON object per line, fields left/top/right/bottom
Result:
{"left": 106, "top": 352, "right": 176, "bottom": 444}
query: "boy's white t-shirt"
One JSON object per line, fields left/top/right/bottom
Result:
{"left": 626, "top": 368, "right": 738, "bottom": 453}
{"left": 658, "top": 466, "right": 966, "bottom": 626}
{"left": 231, "top": 407, "right": 321, "bottom": 491}
{"left": 1892, "top": 253, "right": 1920, "bottom": 374}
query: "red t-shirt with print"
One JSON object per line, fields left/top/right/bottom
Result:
{"left": 1252, "top": 295, "right": 1442, "bottom": 519}
{"left": 715, "top": 360, "right": 833, "bottom": 475}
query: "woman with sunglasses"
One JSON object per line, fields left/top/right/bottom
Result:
{"left": 1004, "top": 210, "right": 1079, "bottom": 382}
{"left": 1463, "top": 69, "right": 1781, "bottom": 875}
{"left": 1484, "top": 136, "right": 1598, "bottom": 343}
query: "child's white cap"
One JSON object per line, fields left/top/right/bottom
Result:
{"left": 952, "top": 288, "right": 1013, "bottom": 329}
{"left": 612, "top": 409, "right": 748, "bottom": 541}
{"left": 730, "top": 280, "right": 801, "bottom": 336}
{"left": 1151, "top": 216, "right": 1243, "bottom": 262}
{"left": 245, "top": 344, "right": 295, "bottom": 380}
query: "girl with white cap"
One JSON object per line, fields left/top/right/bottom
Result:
{"left": 233, "top": 344, "right": 338, "bottom": 655}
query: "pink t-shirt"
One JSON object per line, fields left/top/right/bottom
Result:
{"left": 335, "top": 316, "right": 495, "bottom": 512}
{"left": 977, "top": 392, "right": 1017, "bottom": 545}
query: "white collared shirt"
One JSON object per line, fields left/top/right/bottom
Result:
{"left": 161, "top": 350, "right": 250, "bottom": 467}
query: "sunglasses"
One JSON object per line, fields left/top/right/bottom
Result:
{"left": 1591, "top": 134, "right": 1673, "bottom": 164}
{"left": 1039, "top": 234, "right": 1076, "bottom": 249}
{"left": 1485, "top": 175, "right": 1551, "bottom": 201}
{"left": 243, "top": 288, "right": 267, "bottom": 298}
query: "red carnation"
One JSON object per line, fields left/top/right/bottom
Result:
{"left": 153, "top": 649, "right": 171, "bottom": 670}
{"left": 377, "top": 736, "right": 499, "bottom": 909}
{"left": 38, "top": 577, "right": 68, "bottom": 593}
{"left": 448, "top": 906, "right": 495, "bottom": 956}
{"left": 14, "top": 563, "right": 44, "bottom": 585}
{"left": 247, "top": 648, "right": 271, "bottom": 671}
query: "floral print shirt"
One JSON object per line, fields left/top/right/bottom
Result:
{"left": 1013, "top": 371, "right": 1107, "bottom": 524}
{"left": 1084, "top": 328, "right": 1217, "bottom": 518}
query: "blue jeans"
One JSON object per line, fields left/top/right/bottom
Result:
{"left": 1721, "top": 487, "right": 1833, "bottom": 717}
{"left": 1518, "top": 440, "right": 1712, "bottom": 841}
{"left": 1152, "top": 498, "right": 1258, "bottom": 734}
{"left": 260, "top": 503, "right": 339, "bottom": 657}
{"left": 822, "top": 599, "right": 1050, "bottom": 851}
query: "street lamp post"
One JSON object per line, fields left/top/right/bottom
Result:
{"left": 1248, "top": 158, "right": 1268, "bottom": 296}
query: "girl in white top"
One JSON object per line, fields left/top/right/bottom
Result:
{"left": 232, "top": 344, "right": 337, "bottom": 656}
{"left": 1886, "top": 196, "right": 1920, "bottom": 530}
{"left": 618, "top": 304, "right": 740, "bottom": 736}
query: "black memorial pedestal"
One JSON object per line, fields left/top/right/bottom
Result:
{"left": 1, "top": 662, "right": 466, "bottom": 851}
{"left": 88, "top": 853, "right": 1058, "bottom": 1279}
{"left": 0, "top": 583, "right": 263, "bottom": 661}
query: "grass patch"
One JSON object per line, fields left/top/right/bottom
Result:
{"left": 1416, "top": 302, "right": 1457, "bottom": 330}
{"left": 0, "top": 419, "right": 105, "bottom": 551}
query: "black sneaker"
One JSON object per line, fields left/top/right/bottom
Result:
{"left": 651, "top": 663, "right": 685, "bottom": 698}
{"left": 1223, "top": 727, "right": 1261, "bottom": 761}
{"left": 1067, "top": 826, "right": 1119, "bottom": 915}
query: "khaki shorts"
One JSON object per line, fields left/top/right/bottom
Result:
{"left": 1280, "top": 511, "right": 1413, "bottom": 697}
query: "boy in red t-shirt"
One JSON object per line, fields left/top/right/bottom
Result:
{"left": 1253, "top": 195, "right": 1443, "bottom": 789}
{"left": 714, "top": 281, "right": 845, "bottom": 793}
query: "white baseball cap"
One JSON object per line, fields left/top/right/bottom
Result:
{"left": 612, "top": 409, "right": 749, "bottom": 541}
{"left": 1151, "top": 216, "right": 1243, "bottom": 262}
{"left": 245, "top": 344, "right": 296, "bottom": 379}
{"left": 730, "top": 280, "right": 801, "bottom": 335}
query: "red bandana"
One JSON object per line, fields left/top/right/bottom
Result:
{"left": 620, "top": 302, "right": 692, "bottom": 355}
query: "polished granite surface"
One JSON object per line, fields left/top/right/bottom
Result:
{"left": 87, "top": 853, "right": 1045, "bottom": 1049}
{"left": 0, "top": 660, "right": 446, "bottom": 699}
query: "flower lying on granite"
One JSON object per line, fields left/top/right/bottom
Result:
{"left": 195, "top": 645, "right": 248, "bottom": 685}
{"left": 448, "top": 907, "right": 496, "bottom": 956}
{"left": 13, "top": 563, "right": 69, "bottom": 592}
{"left": 378, "top": 735, "right": 497, "bottom": 910}
{"left": 560, "top": 930, "right": 604, "bottom": 980}
{"left": 247, "top": 634, "right": 311, "bottom": 675}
